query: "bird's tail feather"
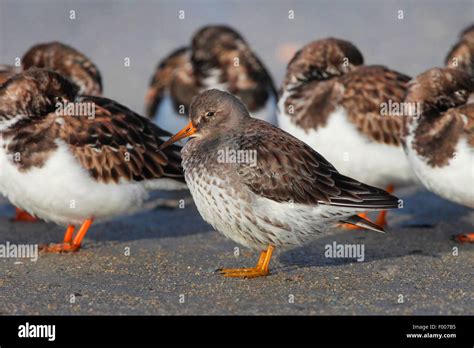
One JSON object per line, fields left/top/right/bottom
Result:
{"left": 340, "top": 214, "right": 386, "bottom": 233}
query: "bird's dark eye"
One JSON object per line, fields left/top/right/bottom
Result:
{"left": 205, "top": 111, "right": 215, "bottom": 117}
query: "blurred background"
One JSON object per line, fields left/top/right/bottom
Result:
{"left": 1, "top": 0, "right": 473, "bottom": 114}
{"left": 0, "top": 1, "right": 473, "bottom": 316}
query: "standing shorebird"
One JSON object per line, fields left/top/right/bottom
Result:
{"left": 277, "top": 38, "right": 417, "bottom": 228}
{"left": 445, "top": 24, "right": 474, "bottom": 77}
{"left": 403, "top": 67, "right": 474, "bottom": 243}
{"left": 145, "top": 25, "right": 277, "bottom": 133}
{"left": 0, "top": 41, "right": 103, "bottom": 222}
{"left": 0, "top": 69, "right": 185, "bottom": 252}
{"left": 160, "top": 89, "right": 399, "bottom": 278}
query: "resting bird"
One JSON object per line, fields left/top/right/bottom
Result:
{"left": 445, "top": 24, "right": 474, "bottom": 77}
{"left": 1, "top": 41, "right": 103, "bottom": 222}
{"left": 403, "top": 67, "right": 474, "bottom": 243}
{"left": 277, "top": 38, "right": 417, "bottom": 229}
{"left": 22, "top": 41, "right": 103, "bottom": 95}
{"left": 0, "top": 69, "right": 185, "bottom": 252}
{"left": 145, "top": 25, "right": 277, "bottom": 133}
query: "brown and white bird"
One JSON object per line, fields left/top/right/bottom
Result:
{"left": 160, "top": 89, "right": 399, "bottom": 278}
{"left": 145, "top": 25, "right": 277, "bottom": 133}
{"left": 277, "top": 38, "right": 417, "bottom": 228}
{"left": 445, "top": 24, "right": 474, "bottom": 77}
{"left": 403, "top": 67, "right": 474, "bottom": 243}
{"left": 21, "top": 41, "right": 103, "bottom": 95}
{"left": 0, "top": 41, "right": 103, "bottom": 222}
{"left": 0, "top": 69, "right": 185, "bottom": 252}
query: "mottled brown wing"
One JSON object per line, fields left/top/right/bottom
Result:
{"left": 283, "top": 79, "right": 341, "bottom": 131}
{"left": 22, "top": 42, "right": 103, "bottom": 95}
{"left": 59, "top": 96, "right": 184, "bottom": 184}
{"left": 236, "top": 120, "right": 398, "bottom": 209}
{"left": 145, "top": 47, "right": 197, "bottom": 118}
{"left": 223, "top": 46, "right": 277, "bottom": 112}
{"left": 411, "top": 104, "right": 474, "bottom": 167}
{"left": 340, "top": 65, "right": 411, "bottom": 146}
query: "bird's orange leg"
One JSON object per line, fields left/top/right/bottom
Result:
{"left": 454, "top": 233, "right": 474, "bottom": 243}
{"left": 40, "top": 218, "right": 93, "bottom": 253}
{"left": 71, "top": 219, "right": 93, "bottom": 247}
{"left": 13, "top": 207, "right": 38, "bottom": 222}
{"left": 217, "top": 245, "right": 274, "bottom": 278}
{"left": 374, "top": 184, "right": 394, "bottom": 228}
{"left": 63, "top": 225, "right": 75, "bottom": 243}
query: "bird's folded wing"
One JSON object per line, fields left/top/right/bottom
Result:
{"left": 58, "top": 95, "right": 183, "bottom": 184}
{"left": 340, "top": 65, "right": 411, "bottom": 146}
{"left": 144, "top": 46, "right": 193, "bottom": 118}
{"left": 223, "top": 46, "right": 277, "bottom": 111}
{"left": 236, "top": 122, "right": 398, "bottom": 209}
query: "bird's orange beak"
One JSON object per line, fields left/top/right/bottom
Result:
{"left": 159, "top": 121, "right": 197, "bottom": 150}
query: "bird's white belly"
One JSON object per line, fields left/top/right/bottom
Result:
{"left": 154, "top": 94, "right": 190, "bottom": 135}
{"left": 0, "top": 140, "right": 149, "bottom": 225}
{"left": 404, "top": 136, "right": 474, "bottom": 208}
{"left": 185, "top": 168, "right": 362, "bottom": 250}
{"left": 277, "top": 103, "right": 416, "bottom": 188}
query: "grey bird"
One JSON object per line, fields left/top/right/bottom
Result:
{"left": 160, "top": 89, "right": 399, "bottom": 278}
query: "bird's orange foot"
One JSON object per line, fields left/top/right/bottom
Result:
{"left": 39, "top": 242, "right": 81, "bottom": 253}
{"left": 39, "top": 219, "right": 93, "bottom": 254}
{"left": 454, "top": 233, "right": 474, "bottom": 243}
{"left": 217, "top": 266, "right": 269, "bottom": 278}
{"left": 13, "top": 208, "right": 38, "bottom": 222}
{"left": 217, "top": 245, "right": 274, "bottom": 279}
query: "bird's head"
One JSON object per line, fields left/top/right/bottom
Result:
{"left": 0, "top": 68, "right": 78, "bottom": 129}
{"left": 159, "top": 89, "right": 249, "bottom": 148}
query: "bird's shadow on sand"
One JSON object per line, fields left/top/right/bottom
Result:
{"left": 278, "top": 188, "right": 473, "bottom": 269}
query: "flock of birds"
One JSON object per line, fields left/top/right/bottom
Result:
{"left": 0, "top": 24, "right": 472, "bottom": 278}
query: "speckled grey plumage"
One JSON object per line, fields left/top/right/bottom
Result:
{"left": 181, "top": 89, "right": 399, "bottom": 250}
